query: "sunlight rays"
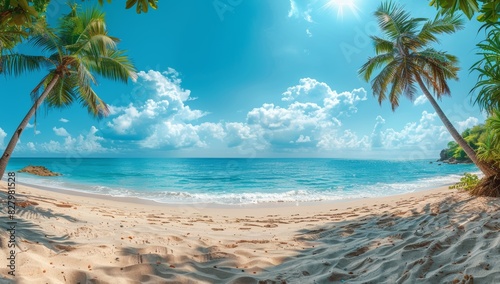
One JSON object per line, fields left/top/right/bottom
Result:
{"left": 323, "top": 0, "right": 361, "bottom": 20}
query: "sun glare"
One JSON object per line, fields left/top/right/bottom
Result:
{"left": 324, "top": 0, "right": 360, "bottom": 20}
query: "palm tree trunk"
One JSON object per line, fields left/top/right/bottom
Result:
{"left": 414, "top": 74, "right": 496, "bottom": 177}
{"left": 0, "top": 74, "right": 60, "bottom": 180}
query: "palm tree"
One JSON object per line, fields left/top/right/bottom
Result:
{"left": 359, "top": 1, "right": 496, "bottom": 177}
{"left": 0, "top": 5, "right": 137, "bottom": 180}
{"left": 471, "top": 25, "right": 500, "bottom": 114}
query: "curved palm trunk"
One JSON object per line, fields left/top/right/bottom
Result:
{"left": 415, "top": 74, "right": 497, "bottom": 177}
{"left": 0, "top": 74, "right": 60, "bottom": 180}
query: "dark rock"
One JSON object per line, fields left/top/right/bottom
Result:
{"left": 19, "top": 165, "right": 61, "bottom": 176}
{"left": 438, "top": 149, "right": 448, "bottom": 162}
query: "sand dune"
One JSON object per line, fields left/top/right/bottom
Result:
{"left": 0, "top": 182, "right": 499, "bottom": 283}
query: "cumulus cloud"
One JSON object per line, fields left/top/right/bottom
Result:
{"left": 59, "top": 118, "right": 69, "bottom": 123}
{"left": 41, "top": 126, "right": 107, "bottom": 153}
{"left": 0, "top": 128, "right": 6, "bottom": 149}
{"left": 317, "top": 130, "right": 370, "bottom": 150}
{"left": 376, "top": 111, "right": 451, "bottom": 153}
{"left": 225, "top": 122, "right": 269, "bottom": 151}
{"left": 288, "top": 0, "right": 298, "bottom": 17}
{"left": 53, "top": 127, "right": 70, "bottom": 137}
{"left": 282, "top": 78, "right": 367, "bottom": 116}
{"left": 105, "top": 70, "right": 223, "bottom": 149}
{"left": 25, "top": 123, "right": 40, "bottom": 135}
{"left": 296, "top": 135, "right": 311, "bottom": 143}
{"left": 457, "top": 117, "right": 479, "bottom": 132}
{"left": 288, "top": 0, "right": 313, "bottom": 22}
{"left": 26, "top": 142, "right": 36, "bottom": 151}
{"left": 53, "top": 68, "right": 470, "bottom": 158}
{"left": 232, "top": 78, "right": 369, "bottom": 152}
{"left": 105, "top": 73, "right": 370, "bottom": 154}
{"left": 413, "top": 94, "right": 427, "bottom": 106}
{"left": 371, "top": 115, "right": 386, "bottom": 148}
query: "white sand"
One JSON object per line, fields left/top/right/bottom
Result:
{"left": 0, "top": 181, "right": 499, "bottom": 283}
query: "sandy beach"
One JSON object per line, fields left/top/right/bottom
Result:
{"left": 1, "top": 181, "right": 499, "bottom": 283}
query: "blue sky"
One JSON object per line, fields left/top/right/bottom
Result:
{"left": 0, "top": 0, "right": 488, "bottom": 159}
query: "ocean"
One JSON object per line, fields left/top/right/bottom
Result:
{"left": 5, "top": 158, "right": 478, "bottom": 205}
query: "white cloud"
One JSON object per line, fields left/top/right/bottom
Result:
{"left": 26, "top": 123, "right": 40, "bottom": 135}
{"left": 288, "top": 0, "right": 298, "bottom": 18}
{"left": 0, "top": 128, "right": 6, "bottom": 149}
{"left": 53, "top": 127, "right": 70, "bottom": 137}
{"left": 282, "top": 78, "right": 367, "bottom": 116}
{"left": 371, "top": 115, "right": 385, "bottom": 148}
{"left": 296, "top": 135, "right": 311, "bottom": 143}
{"left": 306, "top": 28, "right": 312, "bottom": 37}
{"left": 59, "top": 118, "right": 69, "bottom": 123}
{"left": 105, "top": 70, "right": 221, "bottom": 150}
{"left": 5, "top": 66, "right": 470, "bottom": 159}
{"left": 457, "top": 117, "right": 479, "bottom": 132}
{"left": 288, "top": 0, "right": 313, "bottom": 22}
{"left": 225, "top": 122, "right": 268, "bottom": 150}
{"left": 227, "top": 78, "right": 369, "bottom": 152}
{"left": 413, "top": 94, "right": 427, "bottom": 106}
{"left": 95, "top": 69, "right": 466, "bottom": 157}
{"left": 140, "top": 122, "right": 225, "bottom": 149}
{"left": 317, "top": 130, "right": 370, "bottom": 150}
{"left": 41, "top": 126, "right": 107, "bottom": 153}
{"left": 26, "top": 142, "right": 36, "bottom": 151}
{"left": 376, "top": 111, "right": 451, "bottom": 154}
{"left": 106, "top": 69, "right": 206, "bottom": 138}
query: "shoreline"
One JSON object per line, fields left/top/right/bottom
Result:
{"left": 1, "top": 181, "right": 499, "bottom": 283}
{"left": 11, "top": 178, "right": 458, "bottom": 209}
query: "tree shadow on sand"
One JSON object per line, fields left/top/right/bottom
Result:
{"left": 0, "top": 189, "right": 77, "bottom": 252}
{"left": 2, "top": 186, "right": 499, "bottom": 284}
{"left": 89, "top": 192, "right": 500, "bottom": 284}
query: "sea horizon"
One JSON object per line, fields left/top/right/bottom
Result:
{"left": 5, "top": 157, "right": 479, "bottom": 205}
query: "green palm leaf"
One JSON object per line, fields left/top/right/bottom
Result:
{"left": 1, "top": 53, "right": 49, "bottom": 76}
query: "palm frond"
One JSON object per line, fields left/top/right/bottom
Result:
{"left": 358, "top": 53, "right": 394, "bottom": 82}
{"left": 371, "top": 36, "right": 394, "bottom": 54}
{"left": 371, "top": 59, "right": 400, "bottom": 105}
{"left": 78, "top": 84, "right": 109, "bottom": 118}
{"left": 44, "top": 74, "right": 78, "bottom": 108}
{"left": 31, "top": 71, "right": 57, "bottom": 102}
{"left": 388, "top": 64, "right": 403, "bottom": 110}
{"left": 30, "top": 31, "right": 60, "bottom": 54}
{"left": 471, "top": 62, "right": 500, "bottom": 113}
{"left": 19, "top": 4, "right": 136, "bottom": 118}
{"left": 412, "top": 49, "right": 459, "bottom": 97}
{"left": 375, "top": 1, "right": 424, "bottom": 40}
{"left": 418, "top": 13, "right": 464, "bottom": 45}
{"left": 1, "top": 54, "right": 49, "bottom": 76}
{"left": 85, "top": 49, "right": 137, "bottom": 83}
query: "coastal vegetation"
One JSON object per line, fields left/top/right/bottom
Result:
{"left": 0, "top": 4, "right": 136, "bottom": 180}
{"left": 439, "top": 124, "right": 489, "bottom": 164}
{"left": 449, "top": 172, "right": 480, "bottom": 190}
{"left": 430, "top": 0, "right": 500, "bottom": 196}
{"left": 429, "top": 0, "right": 500, "bottom": 22}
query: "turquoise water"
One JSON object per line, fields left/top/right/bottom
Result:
{"left": 6, "top": 158, "right": 478, "bottom": 205}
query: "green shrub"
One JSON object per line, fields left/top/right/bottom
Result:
{"left": 449, "top": 173, "right": 480, "bottom": 191}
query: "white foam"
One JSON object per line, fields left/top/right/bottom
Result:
{"left": 11, "top": 171, "right": 479, "bottom": 205}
